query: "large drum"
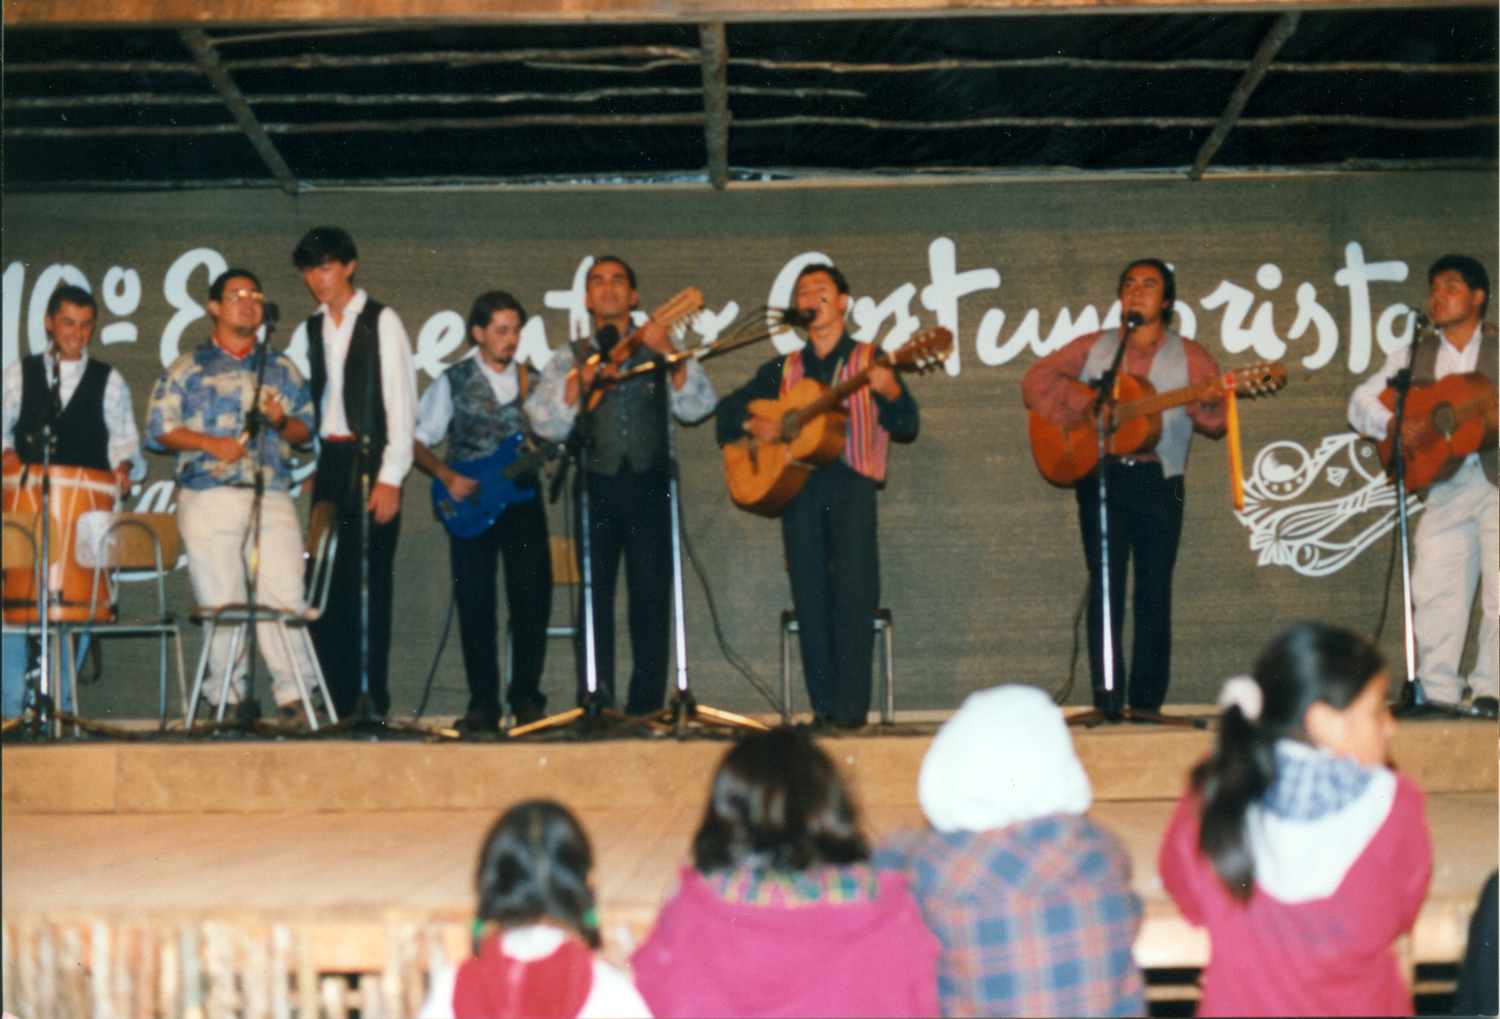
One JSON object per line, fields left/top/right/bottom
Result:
{"left": 3, "top": 464, "right": 120, "bottom": 623}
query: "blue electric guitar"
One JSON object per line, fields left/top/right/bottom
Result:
{"left": 431, "top": 434, "right": 560, "bottom": 539}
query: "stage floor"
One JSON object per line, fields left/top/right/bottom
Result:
{"left": 3, "top": 712, "right": 1496, "bottom": 1015}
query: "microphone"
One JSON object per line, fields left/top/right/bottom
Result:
{"left": 262, "top": 301, "right": 281, "bottom": 329}
{"left": 1125, "top": 311, "right": 1144, "bottom": 331}
{"left": 44, "top": 349, "right": 64, "bottom": 428}
{"left": 595, "top": 323, "right": 620, "bottom": 355}
{"left": 776, "top": 307, "right": 817, "bottom": 329}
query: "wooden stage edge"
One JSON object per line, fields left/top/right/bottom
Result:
{"left": 2, "top": 711, "right": 1496, "bottom": 1017}
{"left": 1, "top": 707, "right": 1494, "bottom": 814}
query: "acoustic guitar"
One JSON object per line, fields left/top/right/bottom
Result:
{"left": 1028, "top": 361, "right": 1287, "bottom": 487}
{"left": 722, "top": 327, "right": 952, "bottom": 517}
{"left": 572, "top": 287, "right": 704, "bottom": 411}
{"left": 1376, "top": 371, "right": 1497, "bottom": 490}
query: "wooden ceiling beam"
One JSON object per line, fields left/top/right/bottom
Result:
{"left": 699, "top": 22, "right": 731, "bottom": 190}
{"left": 179, "top": 28, "right": 302, "bottom": 193}
{"left": 1188, "top": 10, "right": 1299, "bottom": 180}
{"left": 5, "top": 0, "right": 1480, "bottom": 29}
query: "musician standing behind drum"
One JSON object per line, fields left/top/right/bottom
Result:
{"left": 413, "top": 292, "right": 552, "bottom": 736}
{"left": 2, "top": 284, "right": 146, "bottom": 717}
{"left": 525, "top": 257, "right": 716, "bottom": 716}
{"left": 715, "top": 263, "right": 918, "bottom": 730}
{"left": 146, "top": 269, "right": 322, "bottom": 729}
{"left": 1348, "top": 254, "right": 1497, "bottom": 717}
{"left": 1021, "top": 260, "right": 1224, "bottom": 720}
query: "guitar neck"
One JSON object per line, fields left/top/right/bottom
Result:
{"left": 1115, "top": 377, "right": 1218, "bottom": 422}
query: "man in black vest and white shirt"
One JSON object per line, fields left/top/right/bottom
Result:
{"left": 2, "top": 284, "right": 147, "bottom": 716}
{"left": 1349, "top": 254, "right": 1497, "bottom": 717}
{"left": 293, "top": 226, "right": 418, "bottom": 719}
{"left": 1022, "top": 259, "right": 1225, "bottom": 719}
{"left": 413, "top": 291, "right": 552, "bottom": 736}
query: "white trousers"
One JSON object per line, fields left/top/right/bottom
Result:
{"left": 1413, "top": 458, "right": 1498, "bottom": 702}
{"left": 178, "top": 487, "right": 317, "bottom": 707}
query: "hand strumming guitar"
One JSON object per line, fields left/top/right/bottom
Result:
{"left": 439, "top": 467, "right": 479, "bottom": 504}
{"left": 745, "top": 415, "right": 783, "bottom": 445}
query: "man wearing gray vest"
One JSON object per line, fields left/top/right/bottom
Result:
{"left": 293, "top": 226, "right": 418, "bottom": 720}
{"left": 1349, "top": 254, "right": 1497, "bottom": 717}
{"left": 1023, "top": 259, "right": 1225, "bottom": 719}
{"left": 526, "top": 256, "right": 716, "bottom": 715}
{"left": 414, "top": 292, "right": 553, "bottom": 735}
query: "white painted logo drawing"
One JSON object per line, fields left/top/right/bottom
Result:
{"left": 1236, "top": 433, "right": 1421, "bottom": 577}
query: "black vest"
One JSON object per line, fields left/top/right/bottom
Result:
{"left": 14, "top": 354, "right": 112, "bottom": 472}
{"left": 582, "top": 335, "right": 669, "bottom": 476}
{"left": 306, "top": 299, "right": 388, "bottom": 470}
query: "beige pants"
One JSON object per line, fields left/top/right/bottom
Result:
{"left": 1414, "top": 458, "right": 1498, "bottom": 703}
{"left": 178, "top": 486, "right": 317, "bottom": 707}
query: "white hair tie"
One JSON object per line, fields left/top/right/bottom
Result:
{"left": 1217, "top": 675, "right": 1264, "bottom": 722}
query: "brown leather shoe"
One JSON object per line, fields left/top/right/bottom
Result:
{"left": 276, "top": 702, "right": 312, "bottom": 733}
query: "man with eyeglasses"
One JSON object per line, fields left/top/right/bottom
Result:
{"left": 146, "top": 269, "right": 322, "bottom": 729}
{"left": 3, "top": 283, "right": 147, "bottom": 718}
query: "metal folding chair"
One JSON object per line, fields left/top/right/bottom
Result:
{"left": 185, "top": 501, "right": 340, "bottom": 730}
{"left": 779, "top": 607, "right": 896, "bottom": 725}
{"left": 67, "top": 512, "right": 188, "bottom": 729}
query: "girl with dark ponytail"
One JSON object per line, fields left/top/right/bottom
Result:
{"left": 1158, "top": 622, "right": 1432, "bottom": 1017}
{"left": 419, "top": 801, "right": 649, "bottom": 1019}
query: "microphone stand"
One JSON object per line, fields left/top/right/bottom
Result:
{"left": 632, "top": 349, "right": 766, "bottom": 738}
{"left": 327, "top": 317, "right": 443, "bottom": 738}
{"left": 1388, "top": 318, "right": 1464, "bottom": 718}
{"left": 232, "top": 322, "right": 276, "bottom": 729}
{"left": 512, "top": 335, "right": 630, "bottom": 737}
{"left": 1069, "top": 317, "right": 1202, "bottom": 730}
{"left": 512, "top": 311, "right": 793, "bottom": 739}
{"left": 349, "top": 337, "right": 387, "bottom": 734}
{"left": 24, "top": 356, "right": 62, "bottom": 738}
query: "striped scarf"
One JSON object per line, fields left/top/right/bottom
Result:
{"left": 781, "top": 342, "right": 890, "bottom": 482}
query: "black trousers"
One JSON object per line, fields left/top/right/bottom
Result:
{"left": 781, "top": 461, "right": 881, "bottom": 723}
{"left": 310, "top": 441, "right": 400, "bottom": 718}
{"left": 1074, "top": 459, "right": 1185, "bottom": 714}
{"left": 451, "top": 492, "right": 552, "bottom": 716}
{"left": 574, "top": 461, "right": 671, "bottom": 714}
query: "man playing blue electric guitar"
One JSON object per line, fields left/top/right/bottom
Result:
{"left": 413, "top": 292, "right": 553, "bottom": 735}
